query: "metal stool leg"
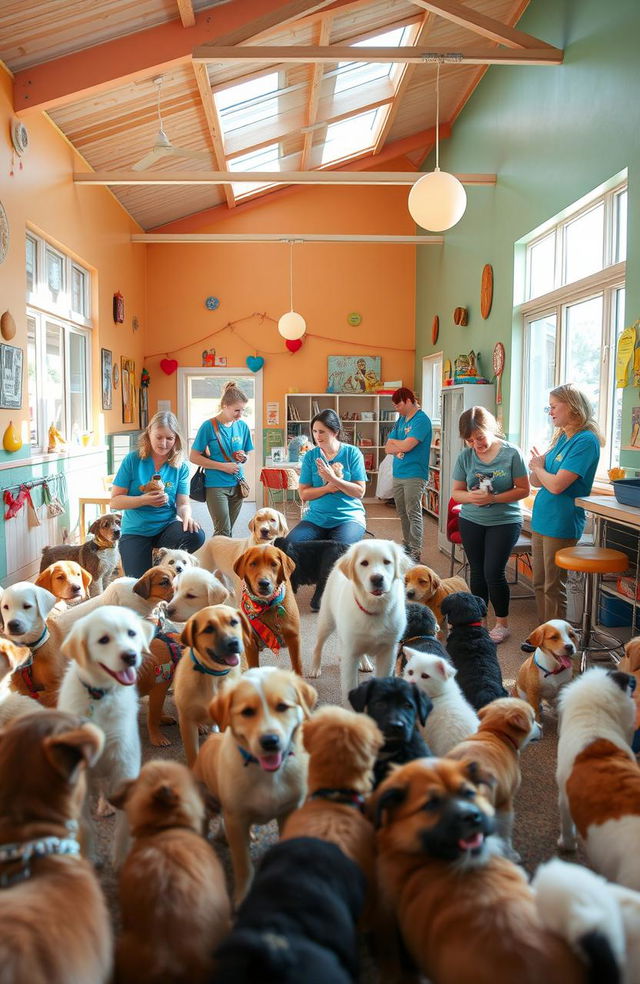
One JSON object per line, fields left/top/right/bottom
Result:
{"left": 578, "top": 571, "right": 624, "bottom": 672}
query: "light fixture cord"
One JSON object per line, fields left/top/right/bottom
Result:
{"left": 289, "top": 240, "right": 294, "bottom": 311}
{"left": 435, "top": 61, "right": 440, "bottom": 171}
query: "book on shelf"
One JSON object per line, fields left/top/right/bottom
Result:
{"left": 288, "top": 404, "right": 301, "bottom": 421}
{"left": 312, "top": 400, "right": 321, "bottom": 416}
{"left": 363, "top": 452, "right": 374, "bottom": 470}
{"left": 358, "top": 437, "right": 373, "bottom": 447}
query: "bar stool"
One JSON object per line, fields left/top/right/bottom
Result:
{"left": 554, "top": 545, "right": 629, "bottom": 672}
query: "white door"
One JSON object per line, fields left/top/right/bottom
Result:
{"left": 177, "top": 368, "right": 263, "bottom": 502}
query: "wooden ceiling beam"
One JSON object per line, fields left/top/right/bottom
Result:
{"left": 74, "top": 169, "right": 496, "bottom": 186}
{"left": 192, "top": 62, "right": 236, "bottom": 208}
{"left": 176, "top": 0, "right": 196, "bottom": 28}
{"left": 375, "top": 11, "right": 434, "bottom": 154}
{"left": 193, "top": 44, "right": 563, "bottom": 66}
{"left": 131, "top": 232, "right": 444, "bottom": 243}
{"left": 408, "top": 0, "right": 557, "bottom": 50}
{"left": 301, "top": 15, "right": 332, "bottom": 170}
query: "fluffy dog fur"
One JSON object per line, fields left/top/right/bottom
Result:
{"left": 194, "top": 668, "right": 317, "bottom": 904}
{"left": 556, "top": 667, "right": 640, "bottom": 889}
{"left": 0, "top": 710, "right": 112, "bottom": 984}
{"left": 404, "top": 564, "right": 470, "bottom": 626}
{"left": 36, "top": 560, "right": 92, "bottom": 612}
{"left": 40, "top": 513, "right": 122, "bottom": 596}
{"left": 446, "top": 697, "right": 541, "bottom": 858}
{"left": 213, "top": 837, "right": 365, "bottom": 984}
{"left": 194, "top": 508, "right": 289, "bottom": 588}
{"left": 151, "top": 546, "right": 200, "bottom": 575}
{"left": 515, "top": 619, "right": 578, "bottom": 724}
{"left": 53, "top": 565, "right": 178, "bottom": 636}
{"left": 111, "top": 760, "right": 231, "bottom": 984}
{"left": 0, "top": 581, "right": 64, "bottom": 706}
{"left": 372, "top": 758, "right": 614, "bottom": 984}
{"left": 349, "top": 677, "right": 431, "bottom": 788}
{"left": 0, "top": 637, "right": 46, "bottom": 726}
{"left": 234, "top": 545, "right": 302, "bottom": 675}
{"left": 311, "top": 539, "right": 409, "bottom": 701}
{"left": 402, "top": 646, "right": 479, "bottom": 755}
{"left": 57, "top": 606, "right": 155, "bottom": 864}
{"left": 174, "top": 604, "right": 250, "bottom": 767}
{"left": 619, "top": 636, "right": 640, "bottom": 744}
{"left": 441, "top": 592, "right": 508, "bottom": 709}
{"left": 273, "top": 537, "right": 349, "bottom": 611}
{"left": 165, "top": 567, "right": 232, "bottom": 623}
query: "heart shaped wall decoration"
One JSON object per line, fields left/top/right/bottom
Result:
{"left": 246, "top": 356, "right": 264, "bottom": 373}
{"left": 160, "top": 359, "right": 178, "bottom": 375}
{"left": 286, "top": 339, "right": 303, "bottom": 353}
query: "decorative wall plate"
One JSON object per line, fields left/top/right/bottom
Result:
{"left": 431, "top": 315, "right": 439, "bottom": 345}
{"left": 347, "top": 312, "right": 362, "bottom": 327}
{"left": 0, "top": 200, "right": 9, "bottom": 264}
{"left": 480, "top": 264, "right": 494, "bottom": 319}
{"left": 1, "top": 310, "right": 16, "bottom": 340}
{"left": 205, "top": 296, "right": 220, "bottom": 311}
{"left": 11, "top": 119, "right": 29, "bottom": 157}
{"left": 453, "top": 306, "right": 469, "bottom": 326}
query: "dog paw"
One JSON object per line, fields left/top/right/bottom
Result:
{"left": 308, "top": 666, "right": 322, "bottom": 679}
{"left": 359, "top": 656, "right": 373, "bottom": 672}
{"left": 160, "top": 714, "right": 177, "bottom": 726}
{"left": 149, "top": 732, "right": 172, "bottom": 747}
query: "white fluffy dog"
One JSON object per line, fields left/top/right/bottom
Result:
{"left": 57, "top": 606, "right": 155, "bottom": 864}
{"left": 310, "top": 538, "right": 408, "bottom": 702}
{"left": 165, "top": 567, "right": 233, "bottom": 623}
{"left": 556, "top": 667, "right": 639, "bottom": 888}
{"left": 402, "top": 646, "right": 479, "bottom": 755}
{"left": 151, "top": 546, "right": 199, "bottom": 575}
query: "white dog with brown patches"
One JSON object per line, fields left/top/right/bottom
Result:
{"left": 515, "top": 619, "right": 578, "bottom": 725}
{"left": 310, "top": 539, "right": 408, "bottom": 702}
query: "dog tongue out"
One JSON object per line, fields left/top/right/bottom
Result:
{"left": 223, "top": 654, "right": 240, "bottom": 666}
{"left": 115, "top": 666, "right": 137, "bottom": 685}
{"left": 258, "top": 752, "right": 283, "bottom": 772}
{"left": 558, "top": 653, "right": 573, "bottom": 670}
{"left": 458, "top": 832, "right": 484, "bottom": 851}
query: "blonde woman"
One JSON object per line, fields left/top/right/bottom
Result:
{"left": 451, "top": 407, "right": 529, "bottom": 644}
{"left": 529, "top": 383, "right": 604, "bottom": 621}
{"left": 189, "top": 380, "right": 254, "bottom": 536}
{"left": 111, "top": 411, "right": 204, "bottom": 576}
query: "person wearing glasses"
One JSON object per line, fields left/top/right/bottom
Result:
{"left": 528, "top": 384, "right": 604, "bottom": 622}
{"left": 451, "top": 407, "right": 530, "bottom": 644}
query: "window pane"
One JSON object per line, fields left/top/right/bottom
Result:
{"left": 27, "top": 316, "right": 38, "bottom": 446}
{"left": 26, "top": 236, "right": 37, "bottom": 294}
{"left": 68, "top": 332, "right": 88, "bottom": 437}
{"left": 564, "top": 295, "right": 604, "bottom": 420}
{"left": 216, "top": 73, "right": 279, "bottom": 133}
{"left": 46, "top": 248, "right": 64, "bottom": 301}
{"left": 527, "top": 233, "right": 555, "bottom": 300}
{"left": 609, "top": 286, "right": 625, "bottom": 467}
{"left": 614, "top": 189, "right": 627, "bottom": 264}
{"left": 71, "top": 266, "right": 86, "bottom": 317}
{"left": 321, "top": 108, "right": 379, "bottom": 165}
{"left": 45, "top": 322, "right": 64, "bottom": 433}
{"left": 525, "top": 313, "right": 556, "bottom": 453}
{"left": 564, "top": 204, "right": 604, "bottom": 283}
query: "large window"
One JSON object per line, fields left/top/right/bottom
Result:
{"left": 520, "top": 179, "right": 627, "bottom": 476}
{"left": 26, "top": 233, "right": 91, "bottom": 450}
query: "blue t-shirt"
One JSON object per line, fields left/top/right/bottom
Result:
{"left": 453, "top": 442, "right": 527, "bottom": 527}
{"left": 191, "top": 418, "right": 254, "bottom": 488}
{"left": 389, "top": 409, "right": 432, "bottom": 479}
{"left": 531, "top": 430, "right": 601, "bottom": 539}
{"left": 300, "top": 444, "right": 367, "bottom": 529}
{"left": 114, "top": 452, "right": 189, "bottom": 536}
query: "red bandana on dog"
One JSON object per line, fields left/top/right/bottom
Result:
{"left": 241, "top": 582, "right": 286, "bottom": 654}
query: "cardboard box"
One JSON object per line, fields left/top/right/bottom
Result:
{"left": 616, "top": 576, "right": 640, "bottom": 601}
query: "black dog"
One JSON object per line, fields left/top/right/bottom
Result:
{"left": 397, "top": 602, "right": 441, "bottom": 671}
{"left": 348, "top": 677, "right": 432, "bottom": 788}
{"left": 213, "top": 837, "right": 365, "bottom": 984}
{"left": 440, "top": 592, "right": 508, "bottom": 710}
{"left": 274, "top": 537, "right": 349, "bottom": 611}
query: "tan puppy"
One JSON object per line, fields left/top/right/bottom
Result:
{"left": 194, "top": 667, "right": 317, "bottom": 904}
{"left": 282, "top": 706, "right": 383, "bottom": 896}
{"left": 166, "top": 567, "right": 232, "bottom": 623}
{"left": 111, "top": 760, "right": 231, "bottom": 984}
{"left": 620, "top": 635, "right": 640, "bottom": 733}
{"left": 40, "top": 512, "right": 122, "bottom": 596}
{"left": 0, "top": 581, "right": 64, "bottom": 706}
{"left": 0, "top": 710, "right": 112, "bottom": 984}
{"left": 36, "top": 560, "right": 92, "bottom": 612}
{"left": 194, "top": 507, "right": 289, "bottom": 579}
{"left": 446, "top": 697, "right": 541, "bottom": 858}
{"left": 136, "top": 624, "right": 184, "bottom": 748}
{"left": 52, "top": 565, "right": 178, "bottom": 635}
{"left": 0, "top": 637, "right": 47, "bottom": 725}
{"left": 404, "top": 564, "right": 469, "bottom": 627}
{"left": 175, "top": 604, "right": 250, "bottom": 767}
{"left": 234, "top": 544, "right": 302, "bottom": 675}
{"left": 515, "top": 619, "right": 578, "bottom": 724}
{"left": 373, "top": 758, "right": 589, "bottom": 984}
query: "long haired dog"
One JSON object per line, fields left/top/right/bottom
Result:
{"left": 111, "top": 760, "right": 231, "bottom": 984}
{"left": 556, "top": 668, "right": 640, "bottom": 889}
{"left": 404, "top": 564, "right": 469, "bottom": 627}
{"left": 35, "top": 560, "right": 92, "bottom": 612}
{"left": 402, "top": 646, "right": 479, "bottom": 755}
{"left": 0, "top": 710, "right": 112, "bottom": 984}
{"left": 446, "top": 697, "right": 541, "bottom": 859}
{"left": 0, "top": 581, "right": 64, "bottom": 706}
{"left": 194, "top": 668, "right": 317, "bottom": 904}
{"left": 441, "top": 592, "right": 508, "bottom": 709}
{"left": 166, "top": 567, "right": 232, "bottom": 623}
{"left": 213, "top": 837, "right": 365, "bottom": 984}
{"left": 57, "top": 606, "right": 155, "bottom": 865}
{"left": 234, "top": 545, "right": 302, "bottom": 675}
{"left": 515, "top": 619, "right": 578, "bottom": 726}
{"left": 372, "top": 758, "right": 615, "bottom": 984}
{"left": 311, "top": 539, "right": 409, "bottom": 702}
{"left": 40, "top": 512, "right": 122, "bottom": 596}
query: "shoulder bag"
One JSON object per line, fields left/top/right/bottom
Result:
{"left": 189, "top": 424, "right": 213, "bottom": 502}
{"left": 212, "top": 418, "right": 250, "bottom": 498}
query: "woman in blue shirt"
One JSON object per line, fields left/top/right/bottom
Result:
{"left": 189, "top": 380, "right": 254, "bottom": 537}
{"left": 452, "top": 407, "right": 529, "bottom": 644}
{"left": 384, "top": 387, "right": 432, "bottom": 562}
{"left": 529, "top": 384, "right": 603, "bottom": 622}
{"left": 111, "top": 411, "right": 204, "bottom": 577}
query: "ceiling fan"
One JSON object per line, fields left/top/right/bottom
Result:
{"left": 132, "top": 76, "right": 211, "bottom": 171}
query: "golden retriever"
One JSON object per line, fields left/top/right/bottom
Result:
{"left": 0, "top": 581, "right": 64, "bottom": 706}
{"left": 404, "top": 564, "right": 470, "bottom": 628}
{"left": 194, "top": 507, "right": 288, "bottom": 595}
{"left": 234, "top": 544, "right": 302, "bottom": 675}
{"left": 36, "top": 560, "right": 92, "bottom": 612}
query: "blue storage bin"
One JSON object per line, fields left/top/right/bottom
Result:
{"left": 613, "top": 479, "right": 640, "bottom": 508}
{"left": 598, "top": 594, "right": 633, "bottom": 627}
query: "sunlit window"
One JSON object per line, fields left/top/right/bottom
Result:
{"left": 215, "top": 73, "right": 280, "bottom": 134}
{"left": 332, "top": 26, "right": 409, "bottom": 94}
{"left": 321, "top": 108, "right": 380, "bottom": 165}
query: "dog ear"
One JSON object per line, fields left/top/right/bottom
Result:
{"left": 464, "top": 760, "right": 496, "bottom": 792}
{"left": 35, "top": 567, "right": 54, "bottom": 592}
{"left": 233, "top": 552, "right": 248, "bottom": 579}
{"left": 247, "top": 515, "right": 256, "bottom": 533}
{"left": 180, "top": 616, "right": 198, "bottom": 648}
{"left": 276, "top": 548, "right": 296, "bottom": 583}
{"left": 372, "top": 784, "right": 407, "bottom": 830}
{"left": 413, "top": 687, "right": 433, "bottom": 726}
{"left": 109, "top": 778, "right": 135, "bottom": 811}
{"left": 43, "top": 722, "right": 105, "bottom": 784}
{"left": 33, "top": 585, "right": 57, "bottom": 620}
{"left": 88, "top": 517, "right": 105, "bottom": 536}
{"left": 61, "top": 622, "right": 91, "bottom": 669}
{"left": 526, "top": 626, "right": 545, "bottom": 649}
{"left": 208, "top": 579, "right": 231, "bottom": 606}
{"left": 277, "top": 513, "right": 289, "bottom": 537}
{"left": 348, "top": 680, "right": 373, "bottom": 713}
{"left": 152, "top": 548, "right": 165, "bottom": 566}
{"left": 293, "top": 678, "right": 318, "bottom": 719}
{"left": 474, "top": 596, "right": 488, "bottom": 618}
{"left": 606, "top": 670, "right": 636, "bottom": 695}
{"left": 395, "top": 546, "right": 412, "bottom": 579}
{"left": 79, "top": 566, "right": 93, "bottom": 592}
{"left": 209, "top": 688, "right": 233, "bottom": 731}
{"left": 506, "top": 705, "right": 533, "bottom": 735}
{"left": 337, "top": 546, "right": 356, "bottom": 581}
{"left": 133, "top": 570, "right": 152, "bottom": 599}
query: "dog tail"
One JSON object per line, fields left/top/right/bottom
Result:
{"left": 532, "top": 859, "right": 623, "bottom": 984}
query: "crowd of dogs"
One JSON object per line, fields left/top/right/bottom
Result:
{"left": 0, "top": 507, "right": 640, "bottom": 982}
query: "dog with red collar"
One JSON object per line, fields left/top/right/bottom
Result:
{"left": 515, "top": 619, "right": 578, "bottom": 727}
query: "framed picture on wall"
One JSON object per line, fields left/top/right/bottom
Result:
{"left": 101, "top": 348, "right": 112, "bottom": 410}
{"left": 327, "top": 355, "right": 382, "bottom": 394}
{"left": 121, "top": 357, "right": 136, "bottom": 424}
{"left": 0, "top": 343, "right": 23, "bottom": 409}
{"left": 270, "top": 446, "right": 286, "bottom": 464}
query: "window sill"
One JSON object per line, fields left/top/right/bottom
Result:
{"left": 0, "top": 445, "right": 108, "bottom": 473}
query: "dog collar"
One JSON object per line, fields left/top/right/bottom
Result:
{"left": 402, "top": 634, "right": 435, "bottom": 647}
{"left": 78, "top": 676, "right": 110, "bottom": 701}
{"left": 466, "top": 621, "right": 484, "bottom": 627}
{"left": 309, "top": 788, "right": 366, "bottom": 811}
{"left": 533, "top": 653, "right": 570, "bottom": 678}
{"left": 354, "top": 594, "right": 377, "bottom": 616}
{"left": 0, "top": 835, "right": 80, "bottom": 890}
{"left": 23, "top": 626, "right": 50, "bottom": 653}
{"left": 190, "top": 648, "right": 232, "bottom": 676}
{"left": 92, "top": 533, "right": 115, "bottom": 549}
{"left": 15, "top": 657, "right": 44, "bottom": 701}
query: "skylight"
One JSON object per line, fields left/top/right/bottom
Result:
{"left": 320, "top": 108, "right": 380, "bottom": 166}
{"left": 215, "top": 73, "right": 280, "bottom": 134}
{"left": 229, "top": 144, "right": 281, "bottom": 198}
{"left": 332, "top": 26, "right": 409, "bottom": 94}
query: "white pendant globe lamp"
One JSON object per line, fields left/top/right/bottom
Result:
{"left": 278, "top": 241, "right": 306, "bottom": 340}
{"left": 408, "top": 61, "right": 467, "bottom": 232}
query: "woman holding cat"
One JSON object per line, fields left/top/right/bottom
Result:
{"left": 451, "top": 407, "right": 529, "bottom": 644}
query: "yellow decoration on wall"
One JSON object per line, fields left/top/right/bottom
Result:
{"left": 2, "top": 420, "right": 22, "bottom": 452}
{"left": 617, "top": 321, "right": 638, "bottom": 388}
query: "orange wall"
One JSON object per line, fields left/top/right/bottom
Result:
{"left": 0, "top": 65, "right": 146, "bottom": 451}
{"left": 145, "top": 183, "right": 417, "bottom": 418}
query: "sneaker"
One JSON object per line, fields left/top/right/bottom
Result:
{"left": 489, "top": 625, "right": 511, "bottom": 644}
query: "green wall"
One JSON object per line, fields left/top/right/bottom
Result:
{"left": 415, "top": 0, "right": 640, "bottom": 463}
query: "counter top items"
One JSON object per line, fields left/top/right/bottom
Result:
{"left": 612, "top": 479, "right": 640, "bottom": 508}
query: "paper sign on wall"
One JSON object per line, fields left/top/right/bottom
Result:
{"left": 266, "top": 402, "right": 280, "bottom": 426}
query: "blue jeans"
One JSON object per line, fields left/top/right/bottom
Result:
{"left": 119, "top": 521, "right": 206, "bottom": 578}
{"left": 286, "top": 520, "right": 366, "bottom": 546}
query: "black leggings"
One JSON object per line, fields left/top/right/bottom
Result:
{"left": 457, "top": 517, "right": 521, "bottom": 618}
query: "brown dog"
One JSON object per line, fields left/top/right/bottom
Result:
{"left": 0, "top": 710, "right": 112, "bottom": 984}
{"left": 40, "top": 513, "right": 122, "bottom": 596}
{"left": 404, "top": 565, "right": 469, "bottom": 628}
{"left": 36, "top": 560, "right": 92, "bottom": 611}
{"left": 446, "top": 697, "right": 540, "bottom": 858}
{"left": 136, "top": 622, "right": 184, "bottom": 748}
{"left": 111, "top": 760, "right": 231, "bottom": 984}
{"left": 0, "top": 582, "right": 65, "bottom": 706}
{"left": 620, "top": 635, "right": 640, "bottom": 732}
{"left": 515, "top": 619, "right": 578, "bottom": 724}
{"left": 234, "top": 544, "right": 302, "bottom": 675}
{"left": 373, "top": 758, "right": 588, "bottom": 984}
{"left": 175, "top": 604, "right": 250, "bottom": 767}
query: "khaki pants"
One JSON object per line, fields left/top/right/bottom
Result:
{"left": 206, "top": 485, "right": 243, "bottom": 537}
{"left": 531, "top": 531, "right": 578, "bottom": 622}
{"left": 392, "top": 478, "right": 428, "bottom": 561}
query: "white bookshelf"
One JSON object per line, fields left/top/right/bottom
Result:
{"left": 423, "top": 424, "right": 441, "bottom": 519}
